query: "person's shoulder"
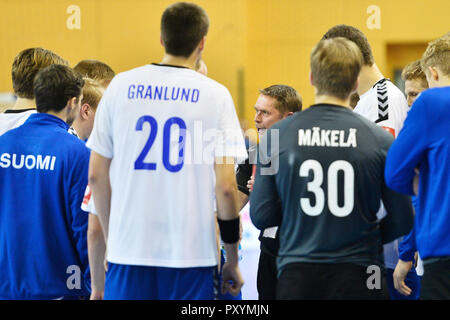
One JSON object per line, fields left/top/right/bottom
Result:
{"left": 60, "top": 132, "right": 89, "bottom": 155}
{"left": 418, "top": 86, "right": 450, "bottom": 101}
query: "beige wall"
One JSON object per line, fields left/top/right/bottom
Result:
{"left": 1, "top": 0, "right": 449, "bottom": 126}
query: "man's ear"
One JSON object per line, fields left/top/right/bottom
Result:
{"left": 66, "top": 97, "right": 78, "bottom": 111}
{"left": 283, "top": 112, "right": 294, "bottom": 119}
{"left": 160, "top": 35, "right": 164, "bottom": 47}
{"left": 352, "top": 76, "right": 360, "bottom": 94}
{"left": 197, "top": 36, "right": 206, "bottom": 53}
{"left": 80, "top": 103, "right": 91, "bottom": 120}
{"left": 428, "top": 66, "right": 439, "bottom": 81}
{"left": 309, "top": 71, "right": 314, "bottom": 86}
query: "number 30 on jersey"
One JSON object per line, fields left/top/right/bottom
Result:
{"left": 299, "top": 159, "right": 354, "bottom": 217}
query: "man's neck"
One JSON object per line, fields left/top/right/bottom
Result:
{"left": 12, "top": 97, "right": 36, "bottom": 110}
{"left": 357, "top": 64, "right": 385, "bottom": 96}
{"left": 315, "top": 95, "right": 352, "bottom": 109}
{"left": 160, "top": 54, "right": 198, "bottom": 70}
{"left": 46, "top": 110, "right": 67, "bottom": 123}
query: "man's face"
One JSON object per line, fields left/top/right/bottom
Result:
{"left": 405, "top": 79, "right": 428, "bottom": 107}
{"left": 254, "top": 94, "right": 283, "bottom": 137}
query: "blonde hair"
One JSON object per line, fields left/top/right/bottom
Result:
{"left": 311, "top": 37, "right": 363, "bottom": 100}
{"left": 81, "top": 78, "right": 104, "bottom": 110}
{"left": 421, "top": 34, "right": 450, "bottom": 76}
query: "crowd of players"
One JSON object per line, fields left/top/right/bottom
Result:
{"left": 0, "top": 2, "right": 448, "bottom": 300}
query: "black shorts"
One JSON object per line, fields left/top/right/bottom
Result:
{"left": 276, "top": 262, "right": 389, "bottom": 300}
{"left": 421, "top": 258, "right": 450, "bottom": 300}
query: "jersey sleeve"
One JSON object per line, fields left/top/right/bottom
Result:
{"left": 398, "top": 225, "right": 417, "bottom": 262}
{"left": 385, "top": 93, "right": 429, "bottom": 195}
{"left": 249, "top": 130, "right": 282, "bottom": 229}
{"left": 214, "top": 88, "right": 248, "bottom": 161}
{"left": 86, "top": 78, "right": 118, "bottom": 159}
{"left": 375, "top": 130, "right": 415, "bottom": 244}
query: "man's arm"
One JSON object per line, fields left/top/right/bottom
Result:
{"left": 385, "top": 95, "right": 428, "bottom": 195}
{"left": 215, "top": 157, "right": 244, "bottom": 296}
{"left": 87, "top": 214, "right": 106, "bottom": 300}
{"left": 249, "top": 163, "right": 281, "bottom": 230}
{"left": 88, "top": 151, "right": 112, "bottom": 243}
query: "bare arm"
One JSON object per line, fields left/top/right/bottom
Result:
{"left": 214, "top": 157, "right": 244, "bottom": 296}
{"left": 87, "top": 214, "right": 106, "bottom": 300}
{"left": 88, "top": 151, "right": 112, "bottom": 243}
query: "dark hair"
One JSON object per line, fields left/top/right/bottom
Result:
{"left": 12, "top": 48, "right": 68, "bottom": 99}
{"left": 161, "top": 2, "right": 210, "bottom": 58}
{"left": 311, "top": 38, "right": 363, "bottom": 100}
{"left": 33, "top": 65, "right": 85, "bottom": 113}
{"left": 322, "top": 24, "right": 374, "bottom": 66}
{"left": 259, "top": 85, "right": 302, "bottom": 114}
{"left": 74, "top": 59, "right": 115, "bottom": 86}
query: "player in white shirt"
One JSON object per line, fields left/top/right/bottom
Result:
{"left": 87, "top": 2, "right": 247, "bottom": 300}
{"left": 0, "top": 48, "right": 67, "bottom": 136}
{"left": 322, "top": 25, "right": 415, "bottom": 300}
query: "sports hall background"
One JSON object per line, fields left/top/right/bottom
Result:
{"left": 0, "top": 0, "right": 449, "bottom": 299}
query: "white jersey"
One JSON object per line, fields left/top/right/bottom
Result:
{"left": 0, "top": 109, "right": 36, "bottom": 136}
{"left": 354, "top": 78, "right": 409, "bottom": 269}
{"left": 87, "top": 64, "right": 247, "bottom": 268}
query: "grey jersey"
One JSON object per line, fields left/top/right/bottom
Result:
{"left": 250, "top": 104, "right": 414, "bottom": 273}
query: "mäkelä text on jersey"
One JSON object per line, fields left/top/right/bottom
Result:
{"left": 298, "top": 127, "right": 357, "bottom": 148}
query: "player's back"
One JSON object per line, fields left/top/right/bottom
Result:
{"left": 0, "top": 109, "right": 36, "bottom": 136}
{"left": 88, "top": 64, "right": 245, "bottom": 269}
{"left": 270, "top": 104, "right": 399, "bottom": 271}
{"left": 0, "top": 113, "right": 90, "bottom": 298}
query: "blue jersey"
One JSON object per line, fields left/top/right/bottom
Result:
{"left": 0, "top": 113, "right": 90, "bottom": 299}
{"left": 385, "top": 87, "right": 450, "bottom": 260}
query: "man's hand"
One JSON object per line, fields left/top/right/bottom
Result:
{"left": 221, "top": 262, "right": 244, "bottom": 296}
{"left": 247, "top": 176, "right": 255, "bottom": 192}
{"left": 393, "top": 259, "right": 413, "bottom": 296}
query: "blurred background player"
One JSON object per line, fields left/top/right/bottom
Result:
{"left": 71, "top": 60, "right": 115, "bottom": 300}
{"left": 322, "top": 24, "right": 412, "bottom": 300}
{"left": 87, "top": 2, "right": 247, "bottom": 299}
{"left": 0, "top": 65, "right": 89, "bottom": 299}
{"left": 250, "top": 37, "right": 414, "bottom": 300}
{"left": 74, "top": 59, "right": 115, "bottom": 87}
{"left": 237, "top": 84, "right": 302, "bottom": 300}
{"left": 386, "top": 34, "right": 450, "bottom": 300}
{"left": 0, "top": 48, "right": 68, "bottom": 135}
{"left": 71, "top": 78, "right": 105, "bottom": 141}
{"left": 402, "top": 60, "right": 429, "bottom": 108}
{"left": 391, "top": 59, "right": 429, "bottom": 300}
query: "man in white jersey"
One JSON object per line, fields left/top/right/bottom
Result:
{"left": 322, "top": 25, "right": 411, "bottom": 300}
{"left": 0, "top": 48, "right": 68, "bottom": 135}
{"left": 87, "top": 2, "right": 247, "bottom": 300}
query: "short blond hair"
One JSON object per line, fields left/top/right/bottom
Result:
{"left": 311, "top": 37, "right": 363, "bottom": 100}
{"left": 421, "top": 34, "right": 450, "bottom": 76}
{"left": 81, "top": 78, "right": 103, "bottom": 110}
